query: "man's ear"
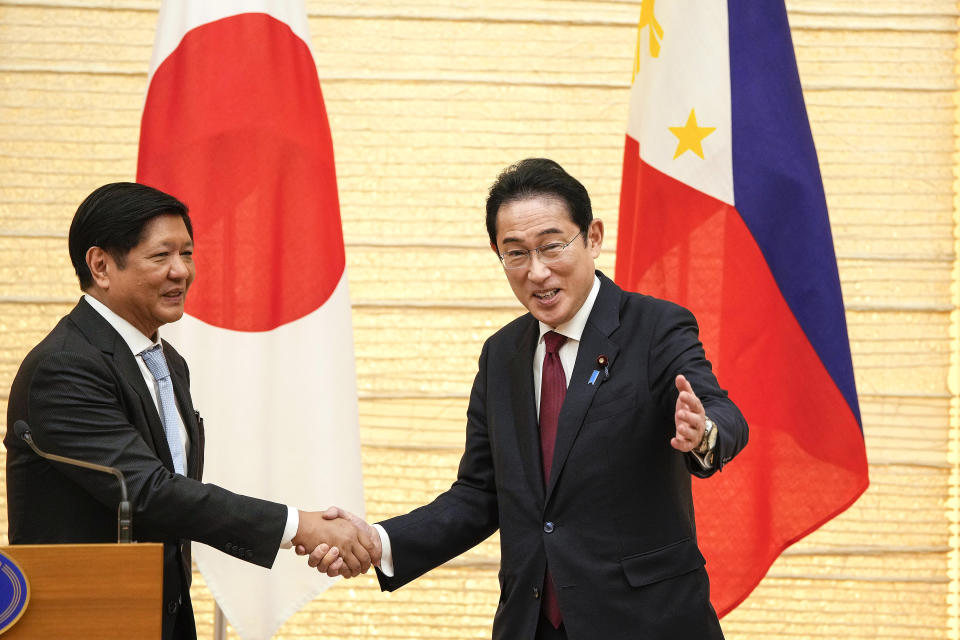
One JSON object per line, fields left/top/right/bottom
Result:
{"left": 86, "top": 246, "right": 111, "bottom": 290}
{"left": 491, "top": 242, "right": 501, "bottom": 256}
{"left": 588, "top": 219, "right": 604, "bottom": 258}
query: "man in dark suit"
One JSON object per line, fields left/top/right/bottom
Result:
{"left": 311, "top": 159, "right": 749, "bottom": 639}
{"left": 5, "top": 182, "right": 375, "bottom": 640}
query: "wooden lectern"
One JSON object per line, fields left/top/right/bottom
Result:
{"left": 0, "top": 543, "right": 162, "bottom": 639}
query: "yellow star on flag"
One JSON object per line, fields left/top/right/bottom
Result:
{"left": 669, "top": 109, "right": 716, "bottom": 159}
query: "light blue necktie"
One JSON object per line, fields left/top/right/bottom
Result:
{"left": 140, "top": 344, "right": 187, "bottom": 475}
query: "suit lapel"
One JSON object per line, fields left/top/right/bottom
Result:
{"left": 71, "top": 299, "right": 176, "bottom": 472}
{"left": 507, "top": 317, "right": 544, "bottom": 502}
{"left": 546, "top": 274, "right": 622, "bottom": 502}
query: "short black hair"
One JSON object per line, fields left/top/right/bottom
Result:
{"left": 485, "top": 158, "right": 592, "bottom": 247}
{"left": 68, "top": 182, "right": 192, "bottom": 290}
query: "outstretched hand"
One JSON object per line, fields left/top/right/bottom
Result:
{"left": 671, "top": 374, "right": 706, "bottom": 452}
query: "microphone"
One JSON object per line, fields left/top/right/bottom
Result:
{"left": 14, "top": 420, "right": 132, "bottom": 544}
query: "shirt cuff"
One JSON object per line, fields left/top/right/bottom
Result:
{"left": 279, "top": 506, "right": 299, "bottom": 549}
{"left": 690, "top": 449, "right": 714, "bottom": 470}
{"left": 372, "top": 523, "right": 394, "bottom": 577}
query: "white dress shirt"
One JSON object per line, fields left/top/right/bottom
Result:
{"left": 83, "top": 294, "right": 298, "bottom": 547}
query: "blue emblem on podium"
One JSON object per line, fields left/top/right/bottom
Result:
{"left": 0, "top": 550, "right": 29, "bottom": 632}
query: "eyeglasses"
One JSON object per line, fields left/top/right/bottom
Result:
{"left": 498, "top": 232, "right": 583, "bottom": 270}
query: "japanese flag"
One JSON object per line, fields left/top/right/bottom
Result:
{"left": 138, "top": 2, "right": 364, "bottom": 637}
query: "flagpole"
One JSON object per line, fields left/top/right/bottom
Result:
{"left": 213, "top": 603, "right": 227, "bottom": 640}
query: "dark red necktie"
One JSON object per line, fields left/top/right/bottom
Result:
{"left": 539, "top": 330, "right": 567, "bottom": 628}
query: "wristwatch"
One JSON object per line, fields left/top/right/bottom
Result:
{"left": 695, "top": 417, "right": 718, "bottom": 456}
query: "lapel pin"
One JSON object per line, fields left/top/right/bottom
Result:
{"left": 596, "top": 354, "right": 610, "bottom": 381}
{"left": 588, "top": 370, "right": 600, "bottom": 385}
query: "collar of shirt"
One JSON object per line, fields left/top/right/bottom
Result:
{"left": 83, "top": 293, "right": 160, "bottom": 355}
{"left": 533, "top": 275, "right": 601, "bottom": 415}
{"left": 537, "top": 274, "right": 601, "bottom": 345}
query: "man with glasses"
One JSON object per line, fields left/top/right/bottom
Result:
{"left": 312, "top": 158, "right": 749, "bottom": 640}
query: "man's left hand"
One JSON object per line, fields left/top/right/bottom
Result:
{"left": 671, "top": 374, "right": 705, "bottom": 452}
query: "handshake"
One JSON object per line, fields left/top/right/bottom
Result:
{"left": 292, "top": 506, "right": 381, "bottom": 578}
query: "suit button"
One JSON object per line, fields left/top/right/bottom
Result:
{"left": 167, "top": 600, "right": 178, "bottom": 615}
{"left": 543, "top": 522, "right": 554, "bottom": 534}
{"left": 246, "top": 549, "right": 254, "bottom": 560}
{"left": 533, "top": 587, "right": 540, "bottom": 599}
{"left": 224, "top": 542, "right": 233, "bottom": 553}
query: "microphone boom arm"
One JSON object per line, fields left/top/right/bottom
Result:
{"left": 16, "top": 422, "right": 133, "bottom": 544}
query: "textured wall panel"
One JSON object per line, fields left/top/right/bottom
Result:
{"left": 0, "top": 0, "right": 957, "bottom": 638}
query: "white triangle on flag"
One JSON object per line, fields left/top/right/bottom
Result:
{"left": 627, "top": 0, "right": 734, "bottom": 206}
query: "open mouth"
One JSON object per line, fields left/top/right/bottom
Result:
{"left": 533, "top": 289, "right": 560, "bottom": 301}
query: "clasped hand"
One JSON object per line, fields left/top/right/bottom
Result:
{"left": 292, "top": 508, "right": 381, "bottom": 578}
{"left": 293, "top": 507, "right": 382, "bottom": 578}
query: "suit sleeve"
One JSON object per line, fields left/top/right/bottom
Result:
{"left": 26, "top": 349, "right": 287, "bottom": 568}
{"left": 377, "top": 340, "right": 499, "bottom": 591}
{"left": 648, "top": 302, "right": 748, "bottom": 477}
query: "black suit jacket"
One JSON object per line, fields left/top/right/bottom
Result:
{"left": 5, "top": 298, "right": 287, "bottom": 640}
{"left": 377, "top": 272, "right": 748, "bottom": 639}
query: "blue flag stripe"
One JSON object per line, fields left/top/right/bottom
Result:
{"left": 728, "top": 0, "right": 861, "bottom": 426}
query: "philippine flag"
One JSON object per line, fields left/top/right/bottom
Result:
{"left": 137, "top": 2, "right": 363, "bottom": 638}
{"left": 616, "top": 0, "right": 870, "bottom": 615}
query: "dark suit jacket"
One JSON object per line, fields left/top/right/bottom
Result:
{"left": 377, "top": 272, "right": 748, "bottom": 639}
{"left": 5, "top": 298, "right": 287, "bottom": 640}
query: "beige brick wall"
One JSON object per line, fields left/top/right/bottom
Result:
{"left": 1, "top": 0, "right": 958, "bottom": 638}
